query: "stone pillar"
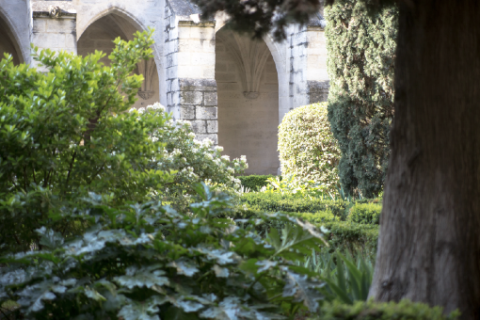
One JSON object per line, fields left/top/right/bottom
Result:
{"left": 32, "top": 4, "right": 77, "bottom": 70}
{"left": 287, "top": 14, "right": 329, "bottom": 109}
{"left": 305, "top": 25, "right": 329, "bottom": 104}
{"left": 164, "top": 13, "right": 218, "bottom": 143}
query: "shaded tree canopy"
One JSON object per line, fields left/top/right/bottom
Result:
{"left": 192, "top": 0, "right": 396, "bottom": 40}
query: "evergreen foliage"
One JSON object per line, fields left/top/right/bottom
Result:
{"left": 238, "top": 175, "right": 275, "bottom": 192}
{"left": 278, "top": 103, "right": 341, "bottom": 195}
{"left": 325, "top": 0, "right": 397, "bottom": 197}
{"left": 311, "top": 299, "right": 459, "bottom": 320}
{"left": 348, "top": 202, "right": 382, "bottom": 225}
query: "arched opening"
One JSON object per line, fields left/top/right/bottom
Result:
{"left": 215, "top": 28, "right": 280, "bottom": 175}
{"left": 0, "top": 15, "right": 22, "bottom": 65}
{"left": 77, "top": 13, "right": 159, "bottom": 108}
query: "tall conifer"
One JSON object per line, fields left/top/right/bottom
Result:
{"left": 326, "top": 0, "right": 397, "bottom": 197}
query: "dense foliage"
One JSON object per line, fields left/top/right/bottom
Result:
{"left": 311, "top": 299, "right": 459, "bottom": 320}
{"left": 240, "top": 193, "right": 379, "bottom": 252}
{"left": 155, "top": 121, "right": 246, "bottom": 210}
{"left": 0, "top": 30, "right": 245, "bottom": 255}
{"left": 325, "top": 0, "right": 397, "bottom": 197}
{"left": 242, "top": 193, "right": 347, "bottom": 219}
{"left": 348, "top": 202, "right": 382, "bottom": 225}
{"left": 278, "top": 103, "right": 341, "bottom": 196}
{"left": 191, "top": 0, "right": 321, "bottom": 40}
{"left": 238, "top": 175, "right": 275, "bottom": 192}
{"left": 0, "top": 185, "right": 328, "bottom": 319}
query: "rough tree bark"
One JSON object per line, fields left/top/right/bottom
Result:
{"left": 369, "top": 1, "right": 480, "bottom": 318}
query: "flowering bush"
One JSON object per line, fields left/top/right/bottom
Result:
{"left": 278, "top": 103, "right": 341, "bottom": 196}
{"left": 134, "top": 105, "right": 247, "bottom": 209}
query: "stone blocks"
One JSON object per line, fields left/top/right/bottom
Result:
{"left": 176, "top": 78, "right": 219, "bottom": 143}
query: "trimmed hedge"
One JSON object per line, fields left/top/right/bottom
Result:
{"left": 278, "top": 103, "right": 341, "bottom": 195}
{"left": 238, "top": 175, "right": 275, "bottom": 191}
{"left": 349, "top": 202, "right": 382, "bottom": 225}
{"left": 312, "top": 300, "right": 459, "bottom": 320}
{"left": 293, "top": 212, "right": 379, "bottom": 251}
{"left": 233, "top": 207, "right": 378, "bottom": 252}
{"left": 239, "top": 193, "right": 380, "bottom": 251}
{"left": 241, "top": 193, "right": 349, "bottom": 220}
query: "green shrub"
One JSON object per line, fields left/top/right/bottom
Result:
{"left": 326, "top": 1, "right": 397, "bottom": 198}
{"left": 293, "top": 213, "right": 378, "bottom": 252}
{"left": 278, "top": 103, "right": 341, "bottom": 195}
{"left": 238, "top": 175, "right": 275, "bottom": 191}
{"left": 157, "top": 122, "right": 247, "bottom": 210}
{"left": 0, "top": 30, "right": 246, "bottom": 255}
{"left": 312, "top": 299, "right": 459, "bottom": 320}
{"left": 349, "top": 203, "right": 382, "bottom": 225}
{"left": 302, "top": 250, "right": 374, "bottom": 304}
{"left": 241, "top": 193, "right": 348, "bottom": 220}
{"left": 0, "top": 185, "right": 328, "bottom": 319}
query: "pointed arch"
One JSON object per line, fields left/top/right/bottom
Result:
{"left": 77, "top": 6, "right": 146, "bottom": 41}
{"left": 215, "top": 26, "right": 280, "bottom": 174}
{"left": 0, "top": 7, "right": 26, "bottom": 64}
{"left": 77, "top": 7, "right": 161, "bottom": 109}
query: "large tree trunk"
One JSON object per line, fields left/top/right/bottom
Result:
{"left": 369, "top": 1, "right": 480, "bottom": 318}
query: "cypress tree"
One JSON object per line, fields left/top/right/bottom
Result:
{"left": 325, "top": 0, "right": 398, "bottom": 197}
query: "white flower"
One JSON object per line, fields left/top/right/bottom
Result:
{"left": 147, "top": 102, "right": 165, "bottom": 111}
{"left": 177, "top": 120, "right": 192, "bottom": 127}
{"left": 214, "top": 146, "right": 224, "bottom": 153}
{"left": 137, "top": 107, "right": 146, "bottom": 114}
{"left": 221, "top": 155, "right": 230, "bottom": 161}
{"left": 240, "top": 155, "right": 247, "bottom": 162}
{"left": 205, "top": 153, "right": 213, "bottom": 160}
{"left": 202, "top": 138, "right": 213, "bottom": 147}
{"left": 128, "top": 108, "right": 136, "bottom": 113}
{"left": 188, "top": 132, "right": 196, "bottom": 139}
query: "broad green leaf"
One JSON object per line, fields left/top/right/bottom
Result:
{"left": 114, "top": 269, "right": 169, "bottom": 289}
{"left": 281, "top": 271, "right": 323, "bottom": 312}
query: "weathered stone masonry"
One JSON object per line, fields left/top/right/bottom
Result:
{"left": 0, "top": 0, "right": 329, "bottom": 174}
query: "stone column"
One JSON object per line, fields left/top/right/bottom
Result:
{"left": 164, "top": 13, "right": 218, "bottom": 143}
{"left": 287, "top": 14, "right": 329, "bottom": 109}
{"left": 31, "top": 4, "right": 77, "bottom": 70}
{"left": 305, "top": 24, "right": 329, "bottom": 104}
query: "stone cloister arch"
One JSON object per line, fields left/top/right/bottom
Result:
{"left": 77, "top": 11, "right": 160, "bottom": 109}
{"left": 0, "top": 11, "right": 23, "bottom": 65}
{"left": 215, "top": 27, "right": 280, "bottom": 175}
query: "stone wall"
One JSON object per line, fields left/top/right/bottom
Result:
{"left": 179, "top": 78, "right": 218, "bottom": 143}
{"left": 31, "top": 2, "right": 78, "bottom": 72}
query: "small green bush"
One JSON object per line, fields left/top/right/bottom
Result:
{"left": 278, "top": 103, "right": 341, "bottom": 194}
{"left": 313, "top": 299, "right": 459, "bottom": 320}
{"left": 238, "top": 175, "right": 275, "bottom": 191}
{"left": 293, "top": 213, "right": 379, "bottom": 252}
{"left": 231, "top": 207, "right": 379, "bottom": 252}
{"left": 241, "top": 193, "right": 348, "bottom": 220}
{"left": 349, "top": 203, "right": 382, "bottom": 225}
